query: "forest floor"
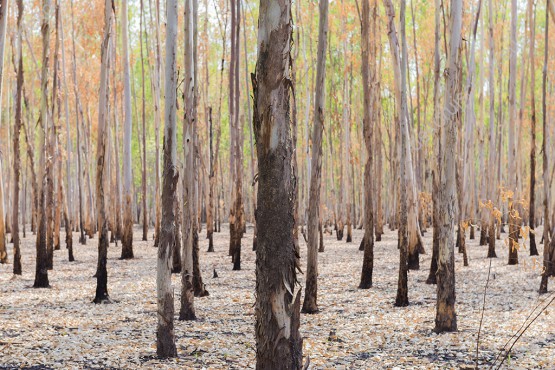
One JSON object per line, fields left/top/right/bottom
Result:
{"left": 1, "top": 223, "right": 554, "bottom": 369}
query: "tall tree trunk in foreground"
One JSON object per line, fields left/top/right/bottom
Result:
{"left": 507, "top": 0, "right": 519, "bottom": 266}
{"left": 252, "top": 0, "right": 303, "bottom": 367}
{"left": 0, "top": 0, "right": 9, "bottom": 265}
{"left": 435, "top": 0, "right": 461, "bottom": 333}
{"left": 303, "top": 0, "right": 328, "bottom": 314}
{"left": 34, "top": 0, "right": 52, "bottom": 288}
{"left": 359, "top": 0, "right": 374, "bottom": 290}
{"left": 179, "top": 0, "right": 196, "bottom": 321}
{"left": 528, "top": 0, "right": 538, "bottom": 257}
{"left": 12, "top": 0, "right": 24, "bottom": 274}
{"left": 157, "top": 0, "right": 178, "bottom": 356}
{"left": 427, "top": 0, "right": 441, "bottom": 285}
{"left": 93, "top": 0, "right": 113, "bottom": 304}
{"left": 121, "top": 0, "right": 134, "bottom": 259}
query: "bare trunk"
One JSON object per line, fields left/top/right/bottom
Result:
{"left": 435, "top": 0, "right": 461, "bottom": 333}
{"left": 93, "top": 0, "right": 113, "bottom": 304}
{"left": 253, "top": 0, "right": 303, "bottom": 366}
{"left": 121, "top": 0, "right": 134, "bottom": 259}
{"left": 303, "top": 0, "right": 328, "bottom": 314}
{"left": 528, "top": 0, "right": 538, "bottom": 256}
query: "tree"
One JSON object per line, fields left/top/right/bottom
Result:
{"left": 435, "top": 0, "right": 462, "bottom": 333}
{"left": 0, "top": 0, "right": 9, "bottom": 265}
{"left": 358, "top": 0, "right": 374, "bottom": 290}
{"left": 252, "top": 0, "right": 303, "bottom": 366}
{"left": 179, "top": 0, "right": 197, "bottom": 321}
{"left": 528, "top": 0, "right": 538, "bottom": 257}
{"left": 34, "top": 0, "right": 52, "bottom": 288}
{"left": 507, "top": 0, "right": 519, "bottom": 266}
{"left": 121, "top": 0, "right": 134, "bottom": 260}
{"left": 12, "top": 0, "right": 24, "bottom": 274}
{"left": 93, "top": 0, "right": 113, "bottom": 304}
{"left": 156, "top": 0, "right": 178, "bottom": 357}
{"left": 303, "top": 0, "right": 328, "bottom": 314}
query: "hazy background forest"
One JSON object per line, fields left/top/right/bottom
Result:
{"left": 1, "top": 0, "right": 555, "bottom": 368}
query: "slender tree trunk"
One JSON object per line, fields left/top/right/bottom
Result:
{"left": 303, "top": 0, "right": 328, "bottom": 314}
{"left": 253, "top": 0, "right": 303, "bottom": 367}
{"left": 435, "top": 0, "right": 461, "bottom": 333}
{"left": 121, "top": 0, "right": 134, "bottom": 259}
{"left": 359, "top": 0, "right": 374, "bottom": 290}
{"left": 93, "top": 0, "right": 113, "bottom": 304}
{"left": 34, "top": 0, "right": 52, "bottom": 288}
{"left": 507, "top": 0, "right": 519, "bottom": 266}
{"left": 140, "top": 0, "right": 148, "bottom": 242}
{"left": 179, "top": 0, "right": 197, "bottom": 321}
{"left": 0, "top": 0, "right": 10, "bottom": 265}
{"left": 156, "top": 0, "right": 178, "bottom": 355}
{"left": 12, "top": 0, "right": 24, "bottom": 274}
{"left": 487, "top": 0, "right": 497, "bottom": 258}
{"left": 529, "top": 0, "right": 538, "bottom": 256}
{"left": 427, "top": 0, "right": 441, "bottom": 285}
{"left": 539, "top": 3, "right": 551, "bottom": 294}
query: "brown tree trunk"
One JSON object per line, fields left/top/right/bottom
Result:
{"left": 252, "top": 0, "right": 303, "bottom": 366}
{"left": 359, "top": 0, "right": 375, "bottom": 290}
{"left": 303, "top": 0, "right": 328, "bottom": 314}
{"left": 93, "top": 0, "right": 113, "bottom": 304}
{"left": 528, "top": 0, "right": 538, "bottom": 257}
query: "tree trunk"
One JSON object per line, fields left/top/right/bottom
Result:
{"left": 427, "top": 0, "right": 441, "bottom": 285}
{"left": 121, "top": 0, "right": 134, "bottom": 259}
{"left": 252, "top": 0, "right": 303, "bottom": 366}
{"left": 12, "top": 0, "right": 24, "bottom": 274}
{"left": 179, "top": 0, "right": 196, "bottom": 321}
{"left": 359, "top": 0, "right": 375, "bottom": 290}
{"left": 0, "top": 0, "right": 8, "bottom": 265}
{"left": 140, "top": 0, "right": 148, "bottom": 242}
{"left": 156, "top": 0, "right": 178, "bottom": 356}
{"left": 539, "top": 3, "right": 551, "bottom": 294}
{"left": 507, "top": 0, "right": 519, "bottom": 266}
{"left": 303, "top": 0, "right": 328, "bottom": 314}
{"left": 435, "top": 0, "right": 461, "bottom": 334}
{"left": 34, "top": 0, "right": 52, "bottom": 288}
{"left": 93, "top": 0, "right": 113, "bottom": 304}
{"left": 528, "top": 0, "right": 538, "bottom": 257}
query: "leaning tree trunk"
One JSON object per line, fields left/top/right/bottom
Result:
{"left": 359, "top": 0, "right": 375, "bottom": 290}
{"left": 93, "top": 0, "right": 113, "bottom": 304}
{"left": 156, "top": 0, "right": 178, "bottom": 357}
{"left": 303, "top": 0, "right": 328, "bottom": 314}
{"left": 435, "top": 0, "right": 462, "bottom": 334}
{"left": 121, "top": 0, "right": 134, "bottom": 259}
{"left": 252, "top": 0, "right": 303, "bottom": 367}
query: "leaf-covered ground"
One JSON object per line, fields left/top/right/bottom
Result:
{"left": 1, "top": 224, "right": 554, "bottom": 369}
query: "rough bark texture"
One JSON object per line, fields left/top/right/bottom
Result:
{"left": 435, "top": 0, "right": 461, "bottom": 333}
{"left": 156, "top": 0, "right": 178, "bottom": 356}
{"left": 528, "top": 0, "right": 538, "bottom": 257}
{"left": 252, "top": 0, "right": 303, "bottom": 366}
{"left": 0, "top": 0, "right": 8, "bottom": 265}
{"left": 303, "top": 0, "right": 328, "bottom": 314}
